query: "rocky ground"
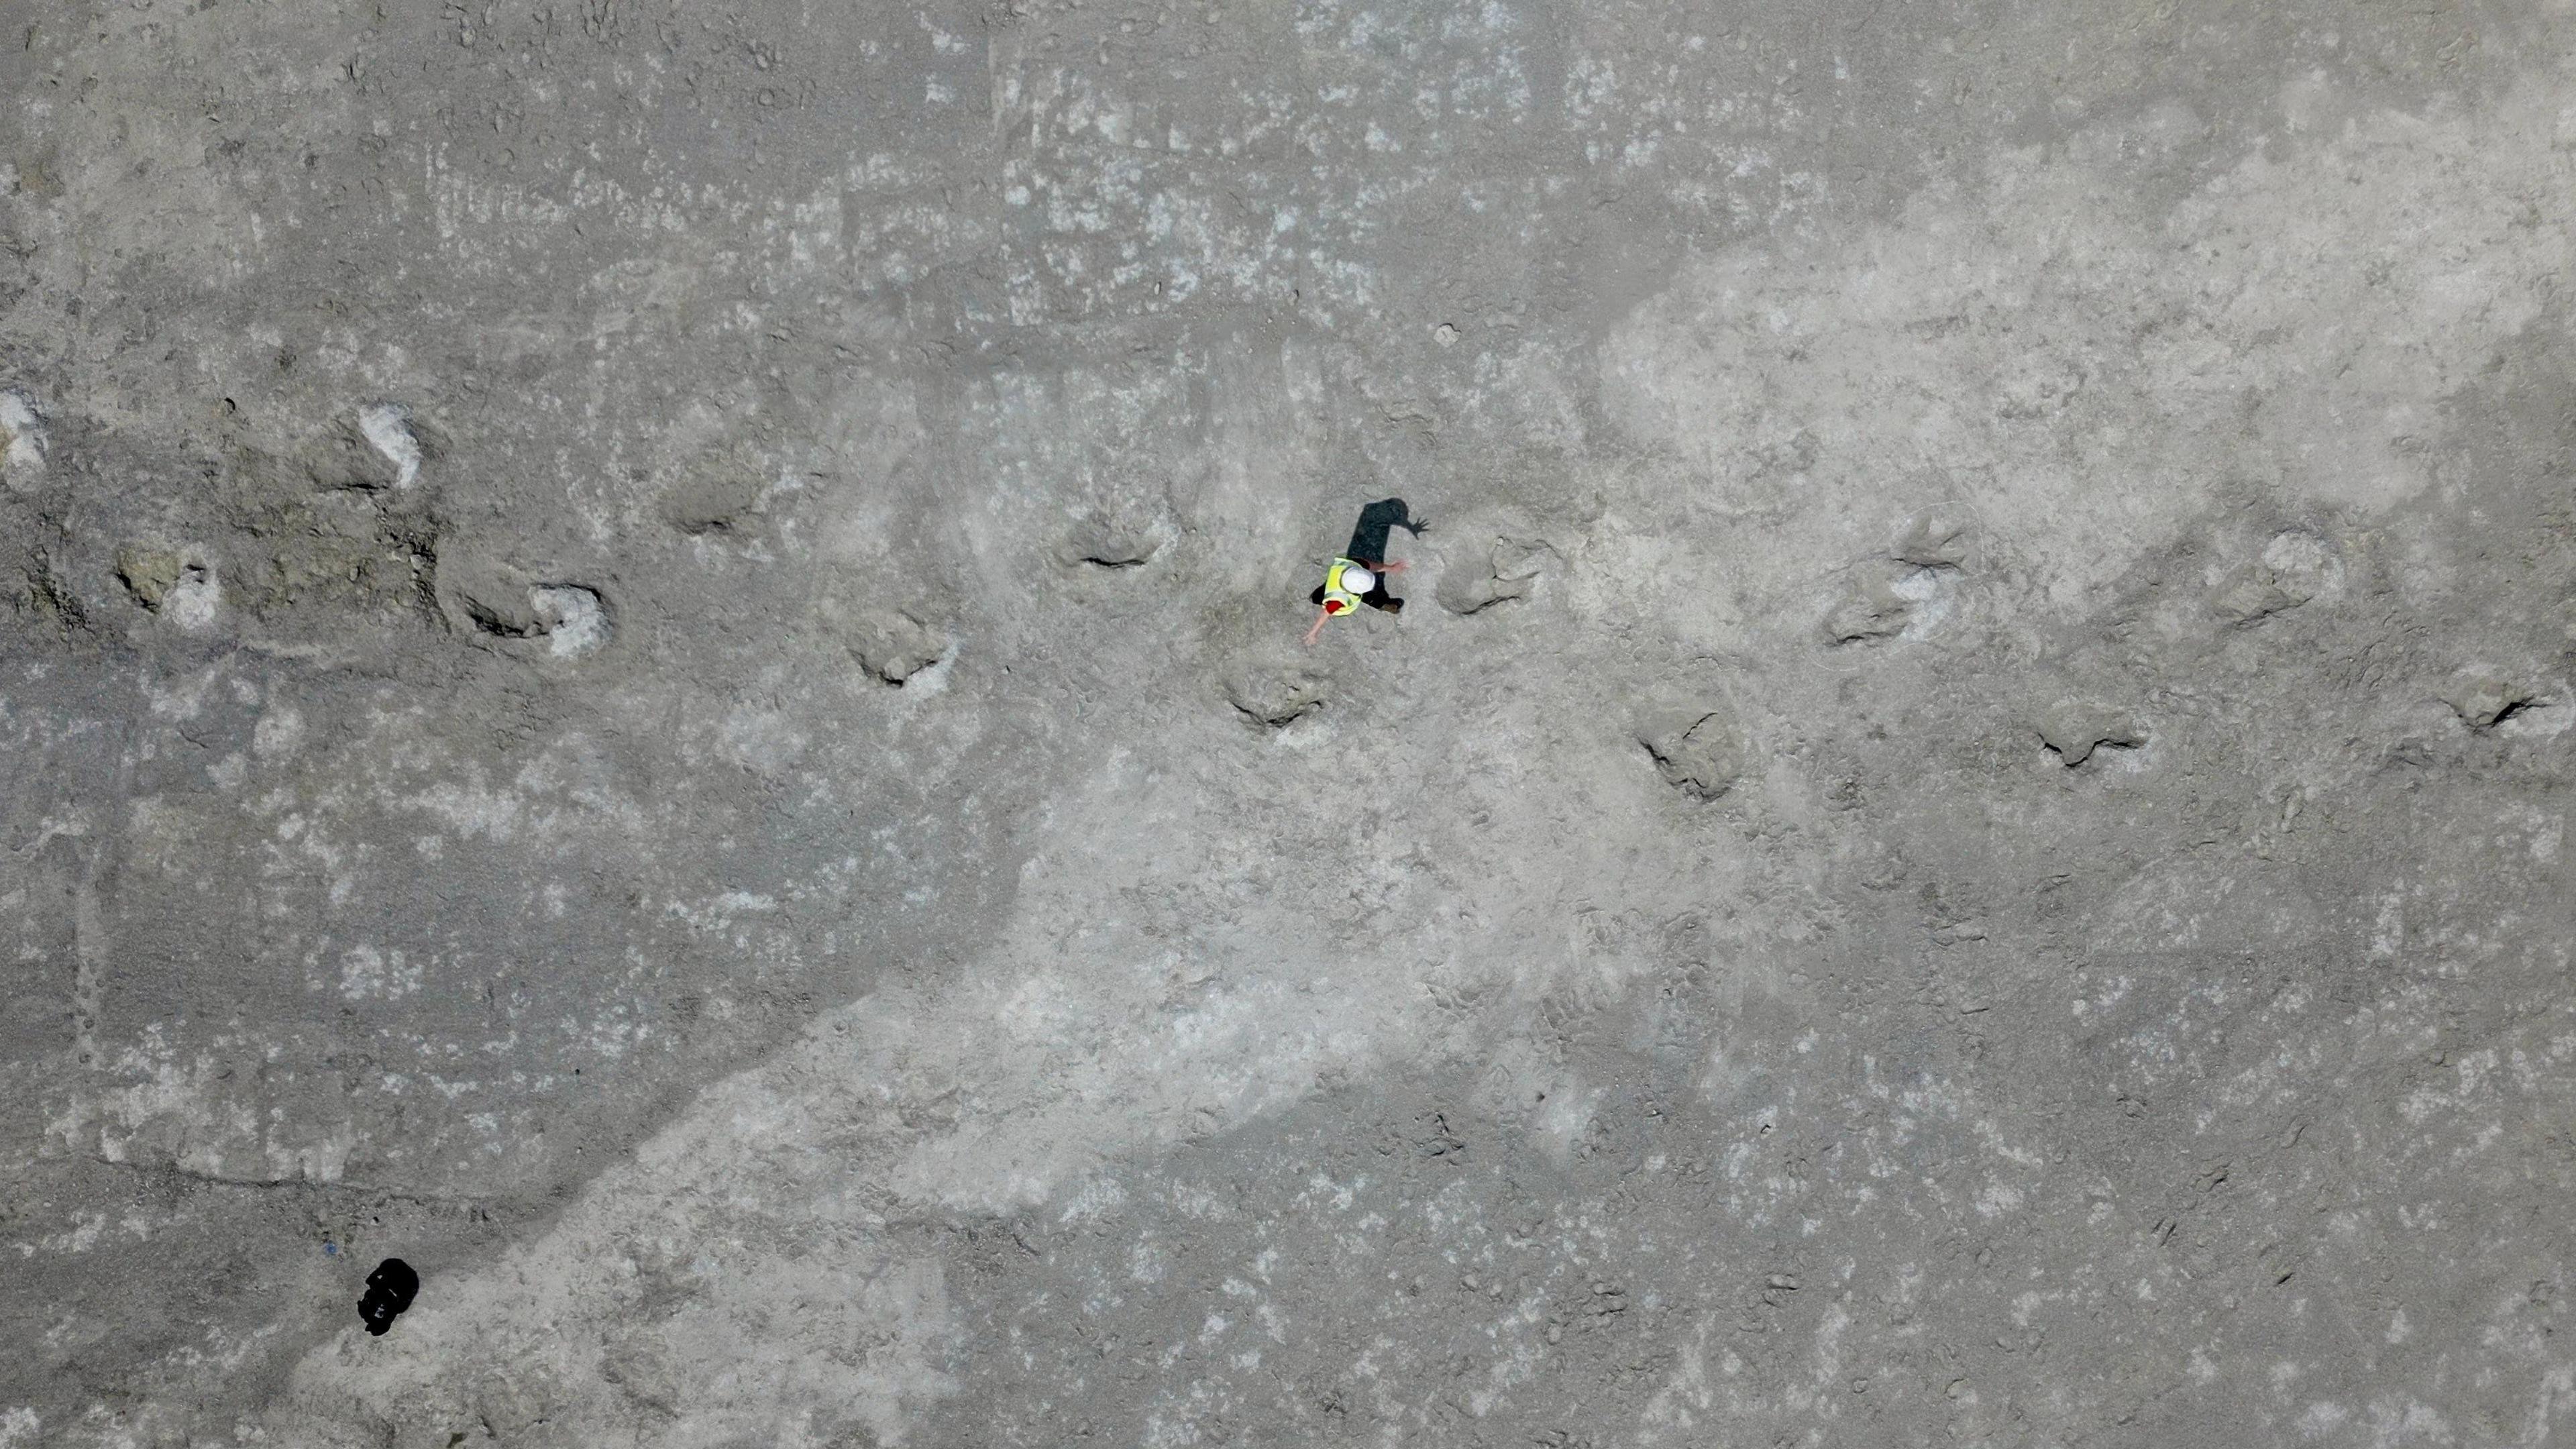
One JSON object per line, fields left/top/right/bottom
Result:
{"left": 4, "top": 1, "right": 2574, "bottom": 1445}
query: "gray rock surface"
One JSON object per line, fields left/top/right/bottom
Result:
{"left": 5, "top": 2, "right": 2576, "bottom": 1446}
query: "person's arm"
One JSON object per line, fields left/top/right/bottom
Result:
{"left": 1303, "top": 607, "right": 1332, "bottom": 647}
{"left": 1359, "top": 558, "right": 1408, "bottom": 572}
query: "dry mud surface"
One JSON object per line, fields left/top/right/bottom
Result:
{"left": 5, "top": 2, "right": 2576, "bottom": 1446}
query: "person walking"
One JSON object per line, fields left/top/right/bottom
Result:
{"left": 1303, "top": 498, "right": 1426, "bottom": 645}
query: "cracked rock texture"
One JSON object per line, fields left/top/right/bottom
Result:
{"left": 5, "top": 1, "right": 2576, "bottom": 1446}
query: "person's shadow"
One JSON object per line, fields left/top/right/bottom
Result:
{"left": 1342, "top": 498, "right": 1428, "bottom": 565}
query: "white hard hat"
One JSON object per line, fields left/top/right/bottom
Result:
{"left": 1340, "top": 566, "right": 1376, "bottom": 596}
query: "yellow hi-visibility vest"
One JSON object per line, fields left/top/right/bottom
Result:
{"left": 1321, "top": 557, "right": 1370, "bottom": 615}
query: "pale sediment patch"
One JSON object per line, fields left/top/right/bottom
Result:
{"left": 358, "top": 404, "right": 423, "bottom": 490}
{"left": 1598, "top": 81, "right": 2576, "bottom": 606}
{"left": 531, "top": 586, "right": 610, "bottom": 659}
{"left": 0, "top": 388, "right": 48, "bottom": 488}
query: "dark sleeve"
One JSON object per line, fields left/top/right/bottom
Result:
{"left": 1309, "top": 585, "right": 1327, "bottom": 605}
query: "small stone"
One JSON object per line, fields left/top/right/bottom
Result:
{"left": 2443, "top": 669, "right": 2542, "bottom": 732}
{"left": 2210, "top": 529, "right": 2339, "bottom": 625}
{"left": 1637, "top": 707, "right": 1745, "bottom": 800}
{"left": 2034, "top": 703, "right": 2147, "bottom": 767}
{"left": 657, "top": 449, "right": 769, "bottom": 535}
{"left": 1821, "top": 572, "right": 1912, "bottom": 644}
{"left": 848, "top": 608, "right": 947, "bottom": 684}
{"left": 1056, "top": 515, "right": 1161, "bottom": 569}
{"left": 1435, "top": 531, "right": 1550, "bottom": 615}
{"left": 115, "top": 545, "right": 189, "bottom": 611}
{"left": 1893, "top": 506, "right": 1974, "bottom": 568}
{"left": 1225, "top": 663, "right": 1328, "bottom": 728}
